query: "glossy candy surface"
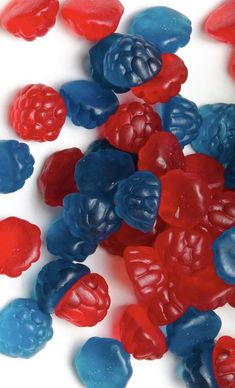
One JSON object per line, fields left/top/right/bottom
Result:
{"left": 129, "top": 6, "right": 192, "bottom": 53}
{"left": 74, "top": 337, "right": 133, "bottom": 388}
{"left": 0, "top": 140, "right": 34, "bottom": 193}
{"left": 1, "top": 0, "right": 59, "bottom": 41}
{"left": 225, "top": 156, "right": 235, "bottom": 189}
{"left": 132, "top": 53, "right": 188, "bottom": 104}
{"left": 103, "top": 34, "right": 162, "bottom": 88}
{"left": 213, "top": 336, "right": 235, "bottom": 387}
{"left": 213, "top": 227, "right": 235, "bottom": 285}
{"left": 0, "top": 299, "right": 53, "bottom": 358}
{"left": 204, "top": 0, "right": 235, "bottom": 44}
{"left": 60, "top": 80, "right": 119, "bottom": 129}
{"left": 61, "top": 0, "right": 124, "bottom": 41}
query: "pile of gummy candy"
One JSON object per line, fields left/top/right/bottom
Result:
{"left": 0, "top": 0, "right": 234, "bottom": 387}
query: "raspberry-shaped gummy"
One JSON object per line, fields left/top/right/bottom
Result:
{"left": 9, "top": 84, "right": 66, "bottom": 142}
{"left": 204, "top": 0, "right": 235, "bottom": 44}
{"left": 102, "top": 102, "right": 162, "bottom": 153}
{"left": 213, "top": 336, "right": 235, "bottom": 387}
{"left": 103, "top": 34, "right": 162, "bottom": 88}
{"left": 1, "top": 0, "right": 59, "bottom": 41}
{"left": 115, "top": 171, "right": 161, "bottom": 232}
{"left": 213, "top": 226, "right": 235, "bottom": 285}
{"left": 0, "top": 298, "right": 53, "bottom": 358}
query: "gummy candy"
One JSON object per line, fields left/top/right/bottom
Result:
{"left": 167, "top": 308, "right": 221, "bottom": 357}
{"left": 46, "top": 218, "right": 97, "bottom": 262}
{"left": 61, "top": 0, "right": 124, "bottom": 41}
{"left": 157, "top": 95, "right": 202, "bottom": 147}
{"left": 191, "top": 104, "right": 235, "bottom": 165}
{"left": 1, "top": 0, "right": 59, "bottom": 41}
{"left": 0, "top": 140, "right": 34, "bottom": 193}
{"left": 0, "top": 299, "right": 53, "bottom": 358}
{"left": 103, "top": 34, "right": 162, "bottom": 88}
{"left": 85, "top": 139, "right": 115, "bottom": 154}
{"left": 114, "top": 171, "right": 161, "bottom": 232}
{"left": 38, "top": 148, "right": 83, "bottom": 207}
{"left": 36, "top": 259, "right": 90, "bottom": 313}
{"left": 60, "top": 80, "right": 119, "bottom": 129}
{"left": 138, "top": 132, "right": 185, "bottom": 178}
{"left": 120, "top": 304, "right": 167, "bottom": 360}
{"left": 102, "top": 102, "right": 162, "bottom": 153}
{"left": 0, "top": 217, "right": 41, "bottom": 278}
{"left": 132, "top": 53, "right": 188, "bottom": 104}
{"left": 229, "top": 49, "right": 235, "bottom": 81}
{"left": 225, "top": 155, "right": 235, "bottom": 189}
{"left": 204, "top": 0, "right": 235, "bottom": 44}
{"left": 213, "top": 336, "right": 235, "bottom": 387}
{"left": 74, "top": 337, "right": 133, "bottom": 388}
{"left": 128, "top": 6, "right": 192, "bottom": 53}
{"left": 213, "top": 226, "right": 235, "bottom": 285}
{"left": 9, "top": 84, "right": 67, "bottom": 142}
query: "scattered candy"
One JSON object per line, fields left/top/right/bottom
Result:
{"left": 204, "top": 0, "right": 235, "bottom": 44}
{"left": 213, "top": 336, "right": 235, "bottom": 387}
{"left": 213, "top": 226, "right": 235, "bottom": 285}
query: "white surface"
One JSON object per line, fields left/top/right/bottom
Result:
{"left": 0, "top": 0, "right": 234, "bottom": 387}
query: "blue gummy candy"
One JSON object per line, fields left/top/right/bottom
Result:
{"left": 60, "top": 80, "right": 119, "bottom": 129}
{"left": 85, "top": 139, "right": 115, "bottom": 154}
{"left": 128, "top": 6, "right": 192, "bottom": 54}
{"left": 167, "top": 308, "right": 221, "bottom": 357}
{"left": 74, "top": 337, "right": 133, "bottom": 388}
{"left": 225, "top": 156, "right": 235, "bottom": 189}
{"left": 89, "top": 34, "right": 129, "bottom": 94}
{"left": 63, "top": 193, "right": 121, "bottom": 242}
{"left": 0, "top": 298, "right": 53, "bottom": 358}
{"left": 191, "top": 104, "right": 235, "bottom": 165}
{"left": 36, "top": 259, "right": 90, "bottom": 313}
{"left": 212, "top": 226, "right": 235, "bottom": 285}
{"left": 46, "top": 217, "right": 97, "bottom": 262}
{"left": 114, "top": 171, "right": 161, "bottom": 232}
{"left": 0, "top": 140, "right": 34, "bottom": 193}
{"left": 103, "top": 34, "right": 162, "bottom": 89}
{"left": 157, "top": 95, "right": 202, "bottom": 147}
{"left": 75, "top": 149, "right": 136, "bottom": 201}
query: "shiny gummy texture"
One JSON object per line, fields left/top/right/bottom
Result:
{"left": 213, "top": 336, "right": 235, "bottom": 387}
{"left": 213, "top": 226, "right": 235, "bottom": 285}
{"left": 204, "top": 0, "right": 235, "bottom": 44}
{"left": 225, "top": 155, "right": 235, "bottom": 189}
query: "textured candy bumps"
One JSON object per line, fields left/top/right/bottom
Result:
{"left": 213, "top": 227, "right": 235, "bottom": 285}
{"left": 204, "top": 0, "right": 235, "bottom": 44}
{"left": 213, "top": 336, "right": 235, "bottom": 387}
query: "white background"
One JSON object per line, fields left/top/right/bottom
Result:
{"left": 0, "top": 0, "right": 234, "bottom": 387}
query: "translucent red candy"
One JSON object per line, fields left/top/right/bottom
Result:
{"left": 213, "top": 336, "right": 235, "bottom": 387}
{"left": 131, "top": 53, "right": 188, "bottom": 104}
{"left": 185, "top": 153, "right": 225, "bottom": 195}
{"left": 229, "top": 49, "right": 235, "bottom": 81}
{"left": 1, "top": 0, "right": 59, "bottom": 41}
{"left": 120, "top": 304, "right": 167, "bottom": 360}
{"left": 55, "top": 273, "right": 110, "bottom": 327}
{"left": 38, "top": 148, "right": 83, "bottom": 207}
{"left": 138, "top": 132, "right": 185, "bottom": 178}
{"left": 159, "top": 170, "right": 212, "bottom": 229}
{"left": 102, "top": 102, "right": 162, "bottom": 154}
{"left": 0, "top": 217, "right": 41, "bottom": 278}
{"left": 204, "top": 0, "right": 235, "bottom": 44}
{"left": 61, "top": 0, "right": 124, "bottom": 41}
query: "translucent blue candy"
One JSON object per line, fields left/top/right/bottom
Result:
{"left": 103, "top": 34, "right": 162, "bottom": 88}
{"left": 212, "top": 226, "right": 235, "bottom": 285}
{"left": 63, "top": 193, "right": 121, "bottom": 242}
{"left": 74, "top": 337, "right": 133, "bottom": 388}
{"left": 75, "top": 149, "right": 136, "bottom": 201}
{"left": 89, "top": 34, "right": 128, "bottom": 94}
{"left": 46, "top": 217, "right": 97, "bottom": 262}
{"left": 0, "top": 140, "right": 34, "bottom": 193}
{"left": 0, "top": 298, "right": 53, "bottom": 358}
{"left": 35, "top": 259, "right": 90, "bottom": 313}
{"left": 114, "top": 171, "right": 161, "bottom": 232}
{"left": 167, "top": 308, "right": 221, "bottom": 357}
{"left": 225, "top": 156, "right": 235, "bottom": 189}
{"left": 157, "top": 95, "right": 202, "bottom": 147}
{"left": 128, "top": 6, "right": 192, "bottom": 54}
{"left": 60, "top": 80, "right": 119, "bottom": 129}
{"left": 191, "top": 104, "right": 235, "bottom": 165}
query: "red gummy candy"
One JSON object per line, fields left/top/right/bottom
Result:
{"left": 159, "top": 170, "right": 212, "bottom": 229}
{"left": 61, "top": 0, "right": 124, "bottom": 41}
{"left": 1, "top": 0, "right": 59, "bottom": 41}
{"left": 0, "top": 217, "right": 41, "bottom": 278}
{"left": 185, "top": 153, "right": 225, "bottom": 195}
{"left": 102, "top": 102, "right": 162, "bottom": 154}
{"left": 132, "top": 54, "right": 188, "bottom": 104}
{"left": 229, "top": 49, "right": 235, "bottom": 81}
{"left": 55, "top": 273, "right": 110, "bottom": 327}
{"left": 213, "top": 336, "right": 235, "bottom": 387}
{"left": 38, "top": 148, "right": 83, "bottom": 207}
{"left": 9, "top": 84, "right": 67, "bottom": 142}
{"left": 204, "top": 0, "right": 235, "bottom": 44}
{"left": 120, "top": 304, "right": 167, "bottom": 360}
{"left": 138, "top": 132, "right": 185, "bottom": 178}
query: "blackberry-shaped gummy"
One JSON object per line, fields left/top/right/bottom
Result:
{"left": 0, "top": 298, "right": 53, "bottom": 358}
{"left": 225, "top": 155, "right": 235, "bottom": 189}
{"left": 103, "top": 34, "right": 162, "bottom": 88}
